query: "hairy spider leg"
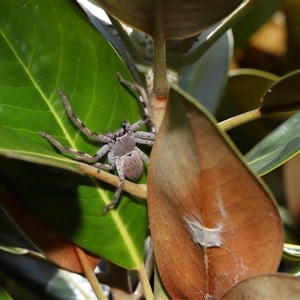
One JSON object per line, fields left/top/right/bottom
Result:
{"left": 102, "top": 155, "right": 125, "bottom": 215}
{"left": 134, "top": 147, "right": 150, "bottom": 163}
{"left": 130, "top": 116, "right": 151, "bottom": 132}
{"left": 134, "top": 131, "right": 156, "bottom": 145}
{"left": 39, "top": 132, "right": 114, "bottom": 169}
{"left": 57, "top": 89, "right": 112, "bottom": 143}
{"left": 117, "top": 73, "right": 156, "bottom": 134}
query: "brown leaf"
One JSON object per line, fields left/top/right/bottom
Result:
{"left": 148, "top": 86, "right": 283, "bottom": 299}
{"left": 0, "top": 181, "right": 99, "bottom": 273}
{"left": 220, "top": 274, "right": 300, "bottom": 299}
{"left": 95, "top": 0, "right": 243, "bottom": 39}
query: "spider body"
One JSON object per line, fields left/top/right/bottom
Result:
{"left": 111, "top": 138, "right": 143, "bottom": 181}
{"left": 39, "top": 73, "right": 156, "bottom": 215}
{"left": 104, "top": 121, "right": 147, "bottom": 181}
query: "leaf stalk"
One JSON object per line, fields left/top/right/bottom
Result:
{"left": 75, "top": 247, "right": 108, "bottom": 300}
{"left": 218, "top": 108, "right": 262, "bottom": 131}
{"left": 136, "top": 266, "right": 154, "bottom": 300}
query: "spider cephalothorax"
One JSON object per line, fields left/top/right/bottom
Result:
{"left": 39, "top": 73, "right": 156, "bottom": 215}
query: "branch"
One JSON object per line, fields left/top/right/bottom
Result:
{"left": 78, "top": 163, "right": 147, "bottom": 199}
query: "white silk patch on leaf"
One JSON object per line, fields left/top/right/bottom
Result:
{"left": 184, "top": 216, "right": 222, "bottom": 248}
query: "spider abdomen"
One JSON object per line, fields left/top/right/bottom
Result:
{"left": 121, "top": 151, "right": 144, "bottom": 181}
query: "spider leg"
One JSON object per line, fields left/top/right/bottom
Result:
{"left": 102, "top": 157, "right": 125, "bottom": 215}
{"left": 134, "top": 146, "right": 150, "bottom": 164}
{"left": 39, "top": 132, "right": 113, "bottom": 169}
{"left": 135, "top": 138, "right": 155, "bottom": 146}
{"left": 57, "top": 89, "right": 112, "bottom": 143}
{"left": 117, "top": 73, "right": 156, "bottom": 134}
{"left": 92, "top": 149, "right": 115, "bottom": 170}
{"left": 130, "top": 118, "right": 151, "bottom": 132}
{"left": 134, "top": 131, "right": 156, "bottom": 145}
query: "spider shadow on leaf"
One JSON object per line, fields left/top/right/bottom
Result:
{"left": 0, "top": 157, "right": 99, "bottom": 238}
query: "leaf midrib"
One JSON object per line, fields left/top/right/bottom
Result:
{"left": 0, "top": 5, "right": 75, "bottom": 149}
{"left": 1, "top": 3, "right": 143, "bottom": 269}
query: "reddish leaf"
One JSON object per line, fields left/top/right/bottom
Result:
{"left": 148, "top": 86, "right": 283, "bottom": 299}
{"left": 220, "top": 274, "right": 300, "bottom": 299}
{"left": 0, "top": 181, "right": 99, "bottom": 273}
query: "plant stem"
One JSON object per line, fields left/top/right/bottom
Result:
{"left": 133, "top": 241, "right": 154, "bottom": 300}
{"left": 75, "top": 247, "right": 108, "bottom": 300}
{"left": 152, "top": 0, "right": 168, "bottom": 99}
{"left": 78, "top": 163, "right": 147, "bottom": 199}
{"left": 136, "top": 266, "right": 154, "bottom": 300}
{"left": 218, "top": 108, "right": 262, "bottom": 131}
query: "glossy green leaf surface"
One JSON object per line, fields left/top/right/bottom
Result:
{"left": 0, "top": 0, "right": 148, "bottom": 269}
{"left": 246, "top": 109, "right": 300, "bottom": 176}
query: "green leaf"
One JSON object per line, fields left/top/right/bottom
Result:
{"left": 246, "top": 110, "right": 300, "bottom": 176}
{"left": 0, "top": 287, "right": 12, "bottom": 300}
{"left": 226, "top": 69, "right": 279, "bottom": 111}
{"left": 218, "top": 69, "right": 280, "bottom": 153}
{"left": 179, "top": 28, "right": 232, "bottom": 114}
{"left": 0, "top": 0, "right": 148, "bottom": 269}
{"left": 283, "top": 243, "right": 300, "bottom": 262}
